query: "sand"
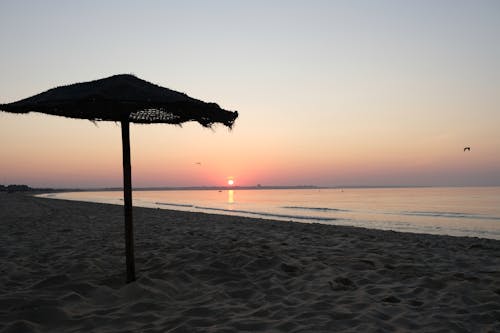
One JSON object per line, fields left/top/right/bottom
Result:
{"left": 0, "top": 193, "right": 499, "bottom": 332}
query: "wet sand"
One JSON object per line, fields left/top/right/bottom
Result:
{"left": 0, "top": 192, "right": 499, "bottom": 332}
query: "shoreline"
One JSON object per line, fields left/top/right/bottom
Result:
{"left": 1, "top": 193, "right": 499, "bottom": 332}
{"left": 37, "top": 188, "right": 500, "bottom": 241}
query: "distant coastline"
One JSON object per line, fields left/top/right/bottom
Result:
{"left": 3, "top": 183, "right": 499, "bottom": 194}
{"left": 101, "top": 185, "right": 323, "bottom": 191}
{"left": 1, "top": 184, "right": 322, "bottom": 194}
{"left": 0, "top": 184, "right": 59, "bottom": 193}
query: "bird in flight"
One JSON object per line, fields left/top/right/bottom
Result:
{"left": 464, "top": 147, "right": 471, "bottom": 151}
{"left": 194, "top": 162, "right": 202, "bottom": 165}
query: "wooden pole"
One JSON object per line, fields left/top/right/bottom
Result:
{"left": 121, "top": 119, "right": 136, "bottom": 283}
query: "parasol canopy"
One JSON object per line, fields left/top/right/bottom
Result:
{"left": 0, "top": 74, "right": 237, "bottom": 127}
{"left": 1, "top": 74, "right": 238, "bottom": 283}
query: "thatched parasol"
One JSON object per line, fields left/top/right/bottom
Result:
{"left": 0, "top": 74, "right": 238, "bottom": 283}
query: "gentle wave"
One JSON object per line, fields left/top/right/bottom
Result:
{"left": 155, "top": 202, "right": 194, "bottom": 208}
{"left": 400, "top": 211, "right": 500, "bottom": 220}
{"left": 151, "top": 202, "right": 500, "bottom": 238}
{"left": 153, "top": 202, "right": 339, "bottom": 221}
{"left": 282, "top": 206, "right": 349, "bottom": 212}
{"left": 153, "top": 202, "right": 500, "bottom": 222}
{"left": 195, "top": 206, "right": 339, "bottom": 221}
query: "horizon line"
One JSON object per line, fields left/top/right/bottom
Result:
{"left": 4, "top": 183, "right": 500, "bottom": 192}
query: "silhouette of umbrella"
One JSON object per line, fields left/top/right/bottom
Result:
{"left": 0, "top": 74, "right": 238, "bottom": 283}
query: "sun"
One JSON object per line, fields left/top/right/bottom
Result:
{"left": 227, "top": 178, "right": 234, "bottom": 186}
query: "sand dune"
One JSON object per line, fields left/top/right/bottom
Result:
{"left": 0, "top": 193, "right": 499, "bottom": 332}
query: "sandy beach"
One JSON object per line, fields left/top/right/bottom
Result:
{"left": 0, "top": 193, "right": 499, "bottom": 332}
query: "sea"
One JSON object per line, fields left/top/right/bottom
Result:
{"left": 39, "top": 187, "right": 500, "bottom": 240}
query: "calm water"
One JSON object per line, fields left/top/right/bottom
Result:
{"left": 40, "top": 187, "right": 500, "bottom": 240}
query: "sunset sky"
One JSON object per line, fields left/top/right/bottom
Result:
{"left": 1, "top": 0, "right": 499, "bottom": 188}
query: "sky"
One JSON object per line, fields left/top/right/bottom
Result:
{"left": 1, "top": 0, "right": 499, "bottom": 188}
